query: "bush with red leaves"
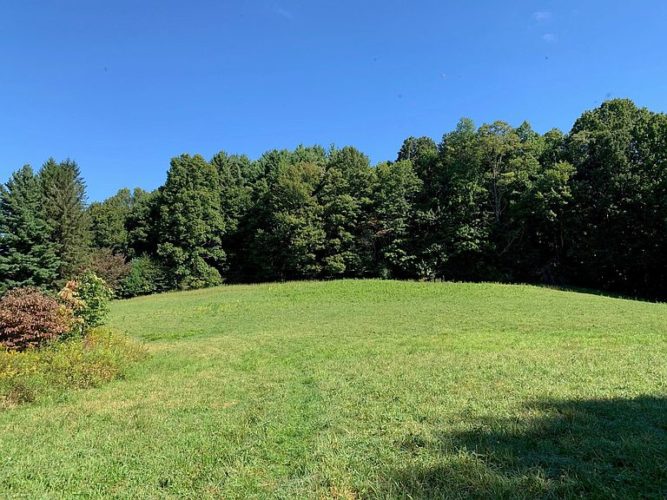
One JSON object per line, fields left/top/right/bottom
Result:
{"left": 88, "top": 248, "right": 131, "bottom": 292}
{"left": 0, "top": 288, "right": 73, "bottom": 350}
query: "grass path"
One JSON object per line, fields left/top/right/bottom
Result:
{"left": 1, "top": 280, "right": 666, "bottom": 497}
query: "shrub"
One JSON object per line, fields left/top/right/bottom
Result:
{"left": 0, "top": 328, "right": 145, "bottom": 408}
{"left": 0, "top": 288, "right": 73, "bottom": 350}
{"left": 119, "top": 256, "right": 171, "bottom": 298}
{"left": 88, "top": 248, "right": 131, "bottom": 292}
{"left": 76, "top": 272, "right": 113, "bottom": 328}
{"left": 59, "top": 272, "right": 113, "bottom": 333}
{"left": 180, "top": 257, "right": 223, "bottom": 290}
{"left": 58, "top": 280, "right": 86, "bottom": 334}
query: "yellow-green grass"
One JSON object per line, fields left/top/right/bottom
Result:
{"left": 1, "top": 280, "right": 666, "bottom": 498}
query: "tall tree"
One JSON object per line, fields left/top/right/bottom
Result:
{"left": 249, "top": 158, "right": 326, "bottom": 280}
{"left": 157, "top": 154, "right": 226, "bottom": 289}
{"left": 318, "top": 146, "right": 375, "bottom": 277}
{"left": 0, "top": 98, "right": 663, "bottom": 299}
{"left": 409, "top": 118, "right": 490, "bottom": 280}
{"left": 211, "top": 152, "right": 258, "bottom": 234}
{"left": 88, "top": 187, "right": 134, "bottom": 254}
{"left": 125, "top": 188, "right": 159, "bottom": 259}
{"left": 372, "top": 160, "right": 422, "bottom": 278}
{"left": 513, "top": 159, "right": 574, "bottom": 282}
{"left": 210, "top": 151, "right": 260, "bottom": 281}
{"left": 397, "top": 136, "right": 438, "bottom": 179}
{"left": 566, "top": 99, "right": 667, "bottom": 296}
{"left": 39, "top": 158, "right": 91, "bottom": 281}
{"left": 0, "top": 165, "right": 60, "bottom": 292}
{"left": 492, "top": 124, "right": 573, "bottom": 282}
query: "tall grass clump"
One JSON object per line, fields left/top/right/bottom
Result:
{"left": 0, "top": 328, "right": 145, "bottom": 409}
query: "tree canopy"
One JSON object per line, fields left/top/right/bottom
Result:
{"left": 1, "top": 99, "right": 665, "bottom": 299}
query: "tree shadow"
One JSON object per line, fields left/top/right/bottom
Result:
{"left": 536, "top": 283, "right": 665, "bottom": 304}
{"left": 374, "top": 397, "right": 667, "bottom": 498}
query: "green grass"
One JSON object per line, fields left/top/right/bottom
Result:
{"left": 1, "top": 280, "right": 666, "bottom": 498}
{"left": 0, "top": 328, "right": 145, "bottom": 409}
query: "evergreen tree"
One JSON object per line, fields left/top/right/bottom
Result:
{"left": 0, "top": 165, "right": 60, "bottom": 292}
{"left": 39, "top": 158, "right": 91, "bottom": 281}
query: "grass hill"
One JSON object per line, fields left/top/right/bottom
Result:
{"left": 1, "top": 280, "right": 666, "bottom": 497}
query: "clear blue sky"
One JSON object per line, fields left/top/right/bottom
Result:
{"left": 1, "top": 1, "right": 666, "bottom": 201}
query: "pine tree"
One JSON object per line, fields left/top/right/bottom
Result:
{"left": 39, "top": 158, "right": 91, "bottom": 281}
{"left": 0, "top": 165, "right": 60, "bottom": 292}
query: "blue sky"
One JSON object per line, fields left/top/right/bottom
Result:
{"left": 1, "top": 1, "right": 666, "bottom": 201}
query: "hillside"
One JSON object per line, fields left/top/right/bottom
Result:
{"left": 1, "top": 280, "right": 666, "bottom": 497}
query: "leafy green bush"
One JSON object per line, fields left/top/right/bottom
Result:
{"left": 0, "top": 287, "right": 74, "bottom": 350}
{"left": 0, "top": 328, "right": 145, "bottom": 409}
{"left": 75, "top": 271, "right": 113, "bottom": 328}
{"left": 119, "top": 257, "right": 171, "bottom": 298}
{"left": 59, "top": 272, "right": 113, "bottom": 333}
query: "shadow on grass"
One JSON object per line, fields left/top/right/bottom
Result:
{"left": 375, "top": 397, "right": 667, "bottom": 499}
{"left": 536, "top": 283, "right": 666, "bottom": 304}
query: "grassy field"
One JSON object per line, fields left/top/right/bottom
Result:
{"left": 1, "top": 280, "right": 666, "bottom": 498}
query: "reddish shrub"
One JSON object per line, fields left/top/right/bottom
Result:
{"left": 0, "top": 288, "right": 73, "bottom": 350}
{"left": 88, "top": 248, "right": 131, "bottom": 291}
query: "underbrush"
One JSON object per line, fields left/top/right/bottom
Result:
{"left": 0, "top": 328, "right": 146, "bottom": 409}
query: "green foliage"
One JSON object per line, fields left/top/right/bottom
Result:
{"left": 319, "top": 146, "right": 375, "bottom": 277}
{"left": 251, "top": 158, "right": 326, "bottom": 280}
{"left": 411, "top": 118, "right": 490, "bottom": 280}
{"left": 39, "top": 159, "right": 91, "bottom": 282}
{"left": 0, "top": 328, "right": 145, "bottom": 409}
{"left": 0, "top": 288, "right": 73, "bottom": 351}
{"left": 157, "top": 155, "right": 226, "bottom": 289}
{"left": 565, "top": 99, "right": 667, "bottom": 296}
{"left": 88, "top": 188, "right": 137, "bottom": 254}
{"left": 72, "top": 272, "right": 113, "bottom": 330}
{"left": 0, "top": 166, "right": 60, "bottom": 293}
{"left": 397, "top": 136, "right": 439, "bottom": 176}
{"left": 59, "top": 272, "right": 113, "bottom": 333}
{"left": 372, "top": 160, "right": 422, "bottom": 277}
{"left": 119, "top": 257, "right": 171, "bottom": 298}
{"left": 512, "top": 160, "right": 575, "bottom": 281}
{"left": 211, "top": 151, "right": 258, "bottom": 233}
{"left": 124, "top": 188, "right": 159, "bottom": 259}
{"left": 1, "top": 98, "right": 666, "bottom": 299}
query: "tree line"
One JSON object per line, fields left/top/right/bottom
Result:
{"left": 1, "top": 99, "right": 666, "bottom": 299}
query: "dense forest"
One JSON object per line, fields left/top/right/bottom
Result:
{"left": 1, "top": 99, "right": 666, "bottom": 299}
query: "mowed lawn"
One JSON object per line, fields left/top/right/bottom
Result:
{"left": 1, "top": 280, "right": 667, "bottom": 498}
